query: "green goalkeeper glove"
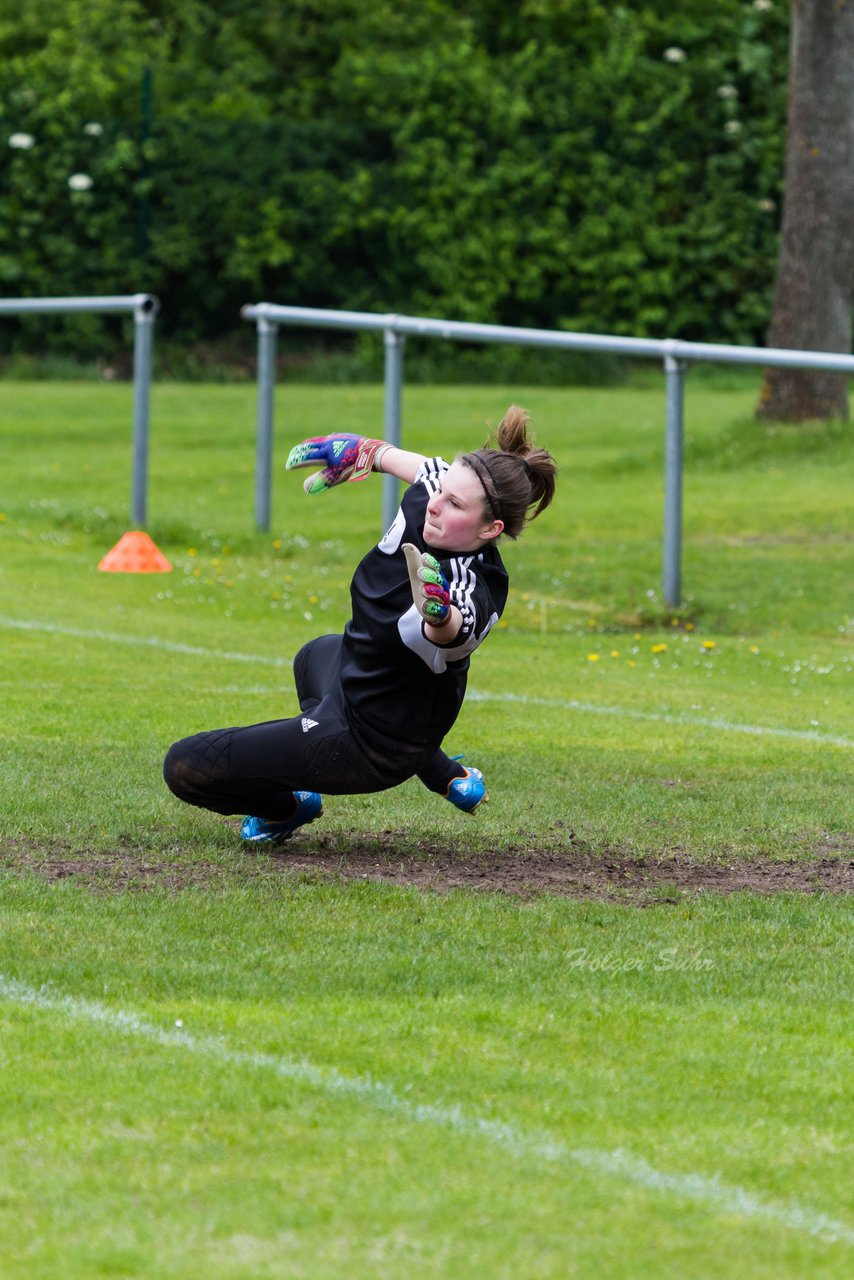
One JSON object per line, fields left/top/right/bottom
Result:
{"left": 402, "top": 543, "right": 452, "bottom": 627}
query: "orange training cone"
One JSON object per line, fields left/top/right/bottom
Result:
{"left": 98, "top": 530, "right": 172, "bottom": 573}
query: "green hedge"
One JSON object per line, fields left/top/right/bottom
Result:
{"left": 0, "top": 0, "right": 789, "bottom": 360}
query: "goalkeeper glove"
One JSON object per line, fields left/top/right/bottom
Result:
{"left": 286, "top": 433, "right": 389, "bottom": 494}
{"left": 402, "top": 543, "right": 452, "bottom": 627}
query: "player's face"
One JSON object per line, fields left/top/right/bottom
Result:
{"left": 423, "top": 461, "right": 503, "bottom": 551}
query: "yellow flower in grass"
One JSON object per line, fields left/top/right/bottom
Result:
{"left": 651, "top": 643, "right": 668, "bottom": 654}
{"left": 702, "top": 640, "right": 716, "bottom": 651}
{"left": 586, "top": 653, "right": 600, "bottom": 662}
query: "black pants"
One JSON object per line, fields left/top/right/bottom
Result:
{"left": 163, "top": 634, "right": 465, "bottom": 819}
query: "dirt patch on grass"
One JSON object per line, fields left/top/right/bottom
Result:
{"left": 272, "top": 829, "right": 854, "bottom": 901}
{"left": 4, "top": 833, "right": 854, "bottom": 902}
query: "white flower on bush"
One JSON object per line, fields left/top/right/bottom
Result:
{"left": 716, "top": 84, "right": 738, "bottom": 99}
{"left": 83, "top": 122, "right": 104, "bottom": 137}
{"left": 724, "top": 120, "right": 743, "bottom": 135}
{"left": 663, "top": 47, "right": 687, "bottom": 63}
{"left": 8, "top": 132, "right": 35, "bottom": 149}
{"left": 757, "top": 198, "right": 776, "bottom": 212}
{"left": 753, "top": 0, "right": 772, "bottom": 10}
{"left": 68, "top": 172, "right": 94, "bottom": 191}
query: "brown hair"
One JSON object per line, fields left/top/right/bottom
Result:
{"left": 461, "top": 405, "right": 557, "bottom": 539}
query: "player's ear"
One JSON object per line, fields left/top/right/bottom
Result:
{"left": 479, "top": 519, "right": 504, "bottom": 543}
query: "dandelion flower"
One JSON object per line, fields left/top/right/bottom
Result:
{"left": 651, "top": 643, "right": 668, "bottom": 654}
{"left": 702, "top": 640, "right": 716, "bottom": 651}
{"left": 587, "top": 653, "right": 600, "bottom": 662}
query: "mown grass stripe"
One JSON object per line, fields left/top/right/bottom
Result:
{"left": 2, "top": 614, "right": 851, "bottom": 750}
{"left": 2, "top": 973, "right": 852, "bottom": 1248}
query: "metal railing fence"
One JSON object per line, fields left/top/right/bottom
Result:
{"left": 242, "top": 302, "right": 854, "bottom": 606}
{"left": 0, "top": 294, "right": 159, "bottom": 526}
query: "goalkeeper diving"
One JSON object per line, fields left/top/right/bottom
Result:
{"left": 163, "top": 406, "right": 557, "bottom": 843}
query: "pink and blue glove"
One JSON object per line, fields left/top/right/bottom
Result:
{"left": 402, "top": 543, "right": 452, "bottom": 627}
{"left": 286, "top": 433, "right": 389, "bottom": 494}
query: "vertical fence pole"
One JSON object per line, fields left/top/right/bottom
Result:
{"left": 131, "top": 300, "right": 156, "bottom": 527}
{"left": 255, "top": 317, "right": 278, "bottom": 532}
{"left": 382, "top": 328, "right": 405, "bottom": 534}
{"left": 663, "top": 354, "right": 687, "bottom": 608}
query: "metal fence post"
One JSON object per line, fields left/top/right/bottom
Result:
{"left": 131, "top": 298, "right": 156, "bottom": 527}
{"left": 254, "top": 317, "right": 278, "bottom": 532}
{"left": 382, "top": 328, "right": 405, "bottom": 534}
{"left": 663, "top": 353, "right": 687, "bottom": 607}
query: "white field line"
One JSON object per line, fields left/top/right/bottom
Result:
{"left": 2, "top": 614, "right": 852, "bottom": 749}
{"left": 0, "top": 616, "right": 293, "bottom": 668}
{"left": 465, "top": 690, "right": 854, "bottom": 749}
{"left": 1, "top": 974, "right": 852, "bottom": 1248}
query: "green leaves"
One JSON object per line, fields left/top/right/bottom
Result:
{"left": 0, "top": 0, "right": 789, "bottom": 354}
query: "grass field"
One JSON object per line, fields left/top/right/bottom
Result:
{"left": 1, "top": 376, "right": 852, "bottom": 1277}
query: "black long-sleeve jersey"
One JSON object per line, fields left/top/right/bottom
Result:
{"left": 340, "top": 457, "right": 508, "bottom": 766}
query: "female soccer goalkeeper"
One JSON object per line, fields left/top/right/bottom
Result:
{"left": 163, "top": 405, "right": 557, "bottom": 843}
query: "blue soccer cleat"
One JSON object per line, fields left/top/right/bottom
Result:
{"left": 241, "top": 791, "right": 323, "bottom": 843}
{"left": 445, "top": 766, "right": 487, "bottom": 814}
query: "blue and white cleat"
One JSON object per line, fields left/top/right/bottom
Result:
{"left": 445, "top": 766, "right": 487, "bottom": 814}
{"left": 241, "top": 791, "right": 323, "bottom": 843}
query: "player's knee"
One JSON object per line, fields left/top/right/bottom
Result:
{"left": 163, "top": 726, "right": 233, "bottom": 802}
{"left": 163, "top": 739, "right": 203, "bottom": 802}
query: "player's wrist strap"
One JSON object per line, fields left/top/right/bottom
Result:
{"left": 353, "top": 438, "right": 391, "bottom": 480}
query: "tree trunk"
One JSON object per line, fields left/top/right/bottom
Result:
{"left": 758, "top": 0, "right": 854, "bottom": 422}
